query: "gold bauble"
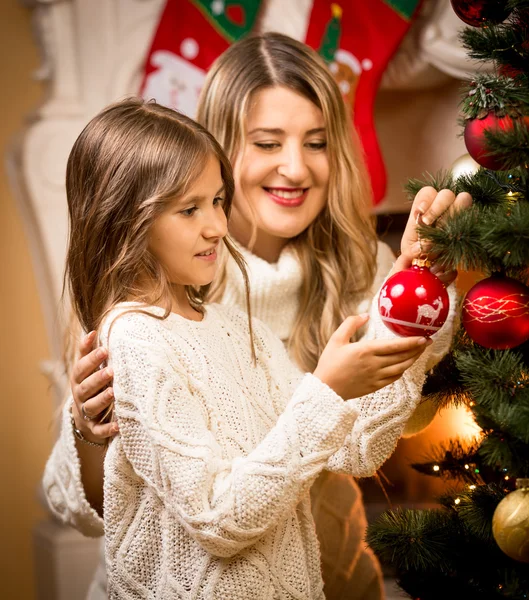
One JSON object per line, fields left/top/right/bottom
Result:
{"left": 450, "top": 153, "right": 481, "bottom": 180}
{"left": 492, "top": 478, "right": 529, "bottom": 563}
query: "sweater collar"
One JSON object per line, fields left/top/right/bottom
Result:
{"left": 222, "top": 242, "right": 303, "bottom": 342}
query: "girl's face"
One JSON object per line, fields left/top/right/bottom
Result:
{"left": 148, "top": 155, "right": 227, "bottom": 300}
{"left": 230, "top": 86, "right": 329, "bottom": 262}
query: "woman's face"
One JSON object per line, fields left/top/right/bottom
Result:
{"left": 230, "top": 85, "right": 329, "bottom": 262}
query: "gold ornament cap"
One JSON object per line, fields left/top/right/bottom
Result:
{"left": 412, "top": 256, "right": 432, "bottom": 268}
{"left": 516, "top": 478, "right": 529, "bottom": 490}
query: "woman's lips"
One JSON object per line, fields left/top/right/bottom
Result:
{"left": 264, "top": 187, "right": 309, "bottom": 207}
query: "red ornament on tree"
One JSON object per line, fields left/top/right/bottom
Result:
{"left": 379, "top": 260, "right": 450, "bottom": 337}
{"left": 450, "top": 0, "right": 511, "bottom": 27}
{"left": 464, "top": 113, "right": 529, "bottom": 170}
{"left": 462, "top": 275, "right": 529, "bottom": 349}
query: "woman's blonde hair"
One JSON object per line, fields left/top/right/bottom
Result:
{"left": 65, "top": 98, "right": 252, "bottom": 347}
{"left": 197, "top": 32, "right": 378, "bottom": 371}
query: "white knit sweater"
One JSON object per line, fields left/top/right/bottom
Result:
{"left": 44, "top": 241, "right": 454, "bottom": 598}
{"left": 43, "top": 242, "right": 457, "bottom": 599}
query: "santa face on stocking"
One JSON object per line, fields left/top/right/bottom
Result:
{"left": 142, "top": 49, "right": 206, "bottom": 117}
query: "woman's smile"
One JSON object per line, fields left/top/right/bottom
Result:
{"left": 263, "top": 186, "right": 309, "bottom": 207}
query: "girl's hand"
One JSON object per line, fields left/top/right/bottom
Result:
{"left": 70, "top": 330, "right": 118, "bottom": 444}
{"left": 394, "top": 186, "right": 473, "bottom": 286}
{"left": 314, "top": 315, "right": 432, "bottom": 400}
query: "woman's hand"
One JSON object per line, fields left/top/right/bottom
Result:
{"left": 70, "top": 330, "right": 118, "bottom": 444}
{"left": 314, "top": 315, "right": 432, "bottom": 400}
{"left": 394, "top": 186, "right": 473, "bottom": 286}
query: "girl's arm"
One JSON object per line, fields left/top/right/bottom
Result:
{"left": 325, "top": 281, "right": 458, "bottom": 477}
{"left": 102, "top": 313, "right": 358, "bottom": 558}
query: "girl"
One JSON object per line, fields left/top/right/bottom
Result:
{"left": 46, "top": 34, "right": 470, "bottom": 599}
{"left": 46, "top": 97, "right": 439, "bottom": 599}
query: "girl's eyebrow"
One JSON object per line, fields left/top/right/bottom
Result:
{"left": 181, "top": 185, "right": 225, "bottom": 204}
{"left": 247, "top": 127, "right": 326, "bottom": 136}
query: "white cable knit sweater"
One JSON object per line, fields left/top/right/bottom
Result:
{"left": 43, "top": 242, "right": 457, "bottom": 600}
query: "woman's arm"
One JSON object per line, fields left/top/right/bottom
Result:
{"left": 42, "top": 332, "right": 117, "bottom": 533}
{"left": 43, "top": 397, "right": 105, "bottom": 537}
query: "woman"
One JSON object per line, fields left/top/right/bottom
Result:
{"left": 46, "top": 33, "right": 470, "bottom": 600}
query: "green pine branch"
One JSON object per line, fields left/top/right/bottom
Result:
{"left": 421, "top": 351, "right": 468, "bottom": 410}
{"left": 479, "top": 430, "right": 529, "bottom": 478}
{"left": 417, "top": 206, "right": 502, "bottom": 272}
{"left": 366, "top": 508, "right": 459, "bottom": 573}
{"left": 410, "top": 439, "right": 483, "bottom": 484}
{"left": 405, "top": 168, "right": 521, "bottom": 207}
{"left": 371, "top": 7, "right": 529, "bottom": 596}
{"left": 367, "top": 487, "right": 529, "bottom": 599}
{"left": 484, "top": 120, "right": 529, "bottom": 169}
{"left": 461, "top": 21, "right": 529, "bottom": 73}
{"left": 456, "top": 345, "right": 529, "bottom": 412}
{"left": 460, "top": 75, "right": 529, "bottom": 119}
{"left": 454, "top": 483, "right": 506, "bottom": 543}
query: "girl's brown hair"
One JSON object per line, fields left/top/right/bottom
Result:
{"left": 65, "top": 98, "right": 252, "bottom": 344}
{"left": 197, "top": 32, "right": 378, "bottom": 371}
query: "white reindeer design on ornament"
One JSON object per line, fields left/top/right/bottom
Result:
{"left": 416, "top": 296, "right": 444, "bottom": 326}
{"left": 379, "top": 287, "right": 393, "bottom": 317}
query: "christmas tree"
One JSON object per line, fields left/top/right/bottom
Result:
{"left": 366, "top": 1, "right": 529, "bottom": 598}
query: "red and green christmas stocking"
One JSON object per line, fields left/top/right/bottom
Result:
{"left": 305, "top": 0, "right": 422, "bottom": 203}
{"left": 141, "top": 0, "right": 261, "bottom": 117}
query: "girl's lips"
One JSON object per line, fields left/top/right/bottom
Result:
{"left": 195, "top": 250, "right": 217, "bottom": 262}
{"left": 264, "top": 188, "right": 308, "bottom": 207}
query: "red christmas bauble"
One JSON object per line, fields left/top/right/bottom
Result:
{"left": 462, "top": 276, "right": 529, "bottom": 349}
{"left": 379, "top": 264, "right": 450, "bottom": 337}
{"left": 450, "top": 0, "right": 511, "bottom": 26}
{"left": 464, "top": 113, "right": 529, "bottom": 170}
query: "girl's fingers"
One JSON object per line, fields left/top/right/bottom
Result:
{"left": 372, "top": 336, "right": 431, "bottom": 356}
{"left": 377, "top": 346, "right": 427, "bottom": 367}
{"left": 71, "top": 346, "right": 108, "bottom": 386}
{"left": 75, "top": 366, "right": 114, "bottom": 404}
{"left": 379, "top": 354, "right": 423, "bottom": 380}
{"left": 332, "top": 314, "right": 370, "bottom": 345}
{"left": 79, "top": 387, "right": 114, "bottom": 421}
